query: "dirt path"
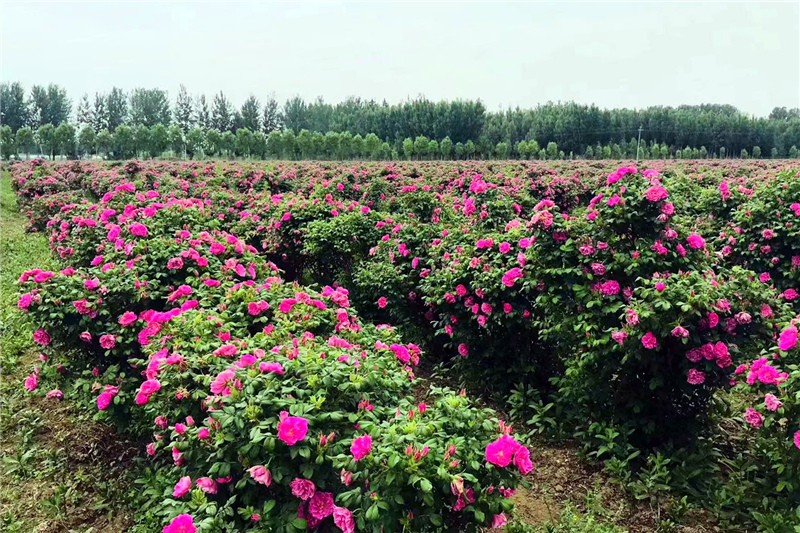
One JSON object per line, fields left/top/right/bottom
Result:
{"left": 0, "top": 169, "right": 138, "bottom": 533}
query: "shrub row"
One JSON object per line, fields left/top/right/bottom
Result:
{"left": 13, "top": 159, "right": 527, "bottom": 533}
{"left": 221, "top": 160, "right": 800, "bottom": 521}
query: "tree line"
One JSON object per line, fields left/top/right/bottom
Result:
{"left": 2, "top": 81, "right": 800, "bottom": 160}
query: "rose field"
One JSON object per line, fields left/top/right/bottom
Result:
{"left": 2, "top": 157, "right": 800, "bottom": 533}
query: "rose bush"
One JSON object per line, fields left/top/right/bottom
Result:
{"left": 714, "top": 169, "right": 800, "bottom": 304}
{"left": 734, "top": 317, "right": 800, "bottom": 513}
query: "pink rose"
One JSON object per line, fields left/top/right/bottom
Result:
{"left": 196, "top": 478, "right": 218, "bottom": 494}
{"left": 248, "top": 465, "right": 272, "bottom": 486}
{"left": 129, "top": 222, "right": 148, "bottom": 237}
{"left": 24, "top": 374, "right": 38, "bottom": 391}
{"left": 513, "top": 445, "right": 534, "bottom": 474}
{"left": 350, "top": 434, "right": 372, "bottom": 461}
{"left": 645, "top": 185, "right": 668, "bottom": 202}
{"left": 641, "top": 332, "right": 659, "bottom": 350}
{"left": 333, "top": 506, "right": 355, "bottom": 533}
{"left": 686, "top": 369, "right": 705, "bottom": 385}
{"left": 671, "top": 326, "right": 689, "bottom": 338}
{"left": 485, "top": 434, "right": 520, "bottom": 467}
{"left": 778, "top": 325, "right": 798, "bottom": 351}
{"left": 491, "top": 513, "right": 508, "bottom": 529}
{"left": 162, "top": 514, "right": 196, "bottom": 533}
{"left": 290, "top": 478, "right": 316, "bottom": 500}
{"left": 258, "top": 362, "right": 284, "bottom": 374}
{"left": 99, "top": 334, "right": 116, "bottom": 350}
{"left": 744, "top": 408, "right": 763, "bottom": 428}
{"left": 277, "top": 413, "right": 309, "bottom": 446}
{"left": 33, "top": 329, "right": 51, "bottom": 346}
{"left": 119, "top": 311, "right": 138, "bottom": 327}
{"left": 764, "top": 394, "right": 782, "bottom": 412}
{"left": 97, "top": 391, "right": 114, "bottom": 410}
{"left": 686, "top": 233, "right": 705, "bottom": 249}
{"left": 173, "top": 476, "right": 192, "bottom": 498}
{"left": 308, "top": 491, "right": 334, "bottom": 520}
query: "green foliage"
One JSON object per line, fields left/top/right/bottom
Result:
{"left": 9, "top": 162, "right": 528, "bottom": 532}
{"left": 1, "top": 125, "right": 16, "bottom": 160}
{"left": 506, "top": 504, "right": 627, "bottom": 533}
{"left": 8, "top": 158, "right": 800, "bottom": 532}
{"left": 129, "top": 88, "right": 172, "bottom": 127}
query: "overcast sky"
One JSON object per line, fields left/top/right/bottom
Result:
{"left": 2, "top": 2, "right": 799, "bottom": 117}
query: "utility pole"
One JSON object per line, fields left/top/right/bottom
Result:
{"left": 636, "top": 125, "right": 643, "bottom": 164}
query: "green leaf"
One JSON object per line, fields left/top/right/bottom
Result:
{"left": 366, "top": 503, "right": 380, "bottom": 521}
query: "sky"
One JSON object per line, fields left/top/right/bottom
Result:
{"left": 2, "top": 1, "right": 799, "bottom": 117}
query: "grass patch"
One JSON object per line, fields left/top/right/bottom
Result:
{"left": 507, "top": 504, "right": 629, "bottom": 533}
{"left": 1, "top": 168, "right": 137, "bottom": 532}
{"left": 0, "top": 168, "right": 56, "bottom": 372}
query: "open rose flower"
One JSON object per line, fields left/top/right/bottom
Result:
{"left": 277, "top": 413, "right": 308, "bottom": 445}
{"left": 162, "top": 514, "right": 196, "bottom": 533}
{"left": 778, "top": 325, "right": 798, "bottom": 351}
{"left": 248, "top": 465, "right": 272, "bottom": 486}
{"left": 308, "top": 491, "right": 334, "bottom": 520}
{"left": 350, "top": 434, "right": 372, "bottom": 461}
{"left": 641, "top": 332, "right": 659, "bottom": 350}
{"left": 290, "top": 478, "right": 316, "bottom": 500}
{"left": 173, "top": 476, "right": 192, "bottom": 498}
{"left": 485, "top": 434, "right": 520, "bottom": 467}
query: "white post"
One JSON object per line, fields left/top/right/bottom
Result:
{"left": 636, "top": 125, "right": 643, "bottom": 164}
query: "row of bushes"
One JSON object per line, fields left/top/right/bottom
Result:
{"left": 209, "top": 159, "right": 800, "bottom": 526}
{"left": 12, "top": 159, "right": 529, "bottom": 532}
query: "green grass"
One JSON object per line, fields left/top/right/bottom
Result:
{"left": 507, "top": 504, "right": 629, "bottom": 533}
{"left": 0, "top": 168, "right": 56, "bottom": 372}
{"left": 0, "top": 168, "right": 136, "bottom": 533}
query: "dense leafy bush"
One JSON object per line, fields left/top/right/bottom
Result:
{"left": 715, "top": 169, "right": 800, "bottom": 297}
{"left": 735, "top": 318, "right": 800, "bottom": 510}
